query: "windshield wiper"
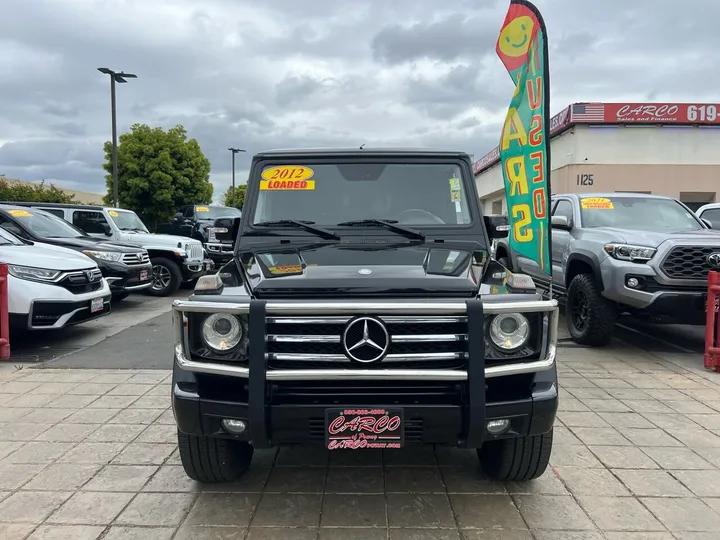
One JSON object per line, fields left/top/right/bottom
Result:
{"left": 336, "top": 219, "right": 426, "bottom": 240}
{"left": 254, "top": 220, "right": 340, "bottom": 240}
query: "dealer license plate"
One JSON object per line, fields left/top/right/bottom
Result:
{"left": 139, "top": 269, "right": 149, "bottom": 281}
{"left": 90, "top": 297, "right": 104, "bottom": 313}
{"left": 325, "top": 408, "right": 404, "bottom": 450}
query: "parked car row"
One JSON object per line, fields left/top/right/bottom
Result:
{"left": 0, "top": 226, "right": 112, "bottom": 331}
{"left": 0, "top": 202, "right": 240, "bottom": 334}
{"left": 494, "top": 192, "right": 720, "bottom": 346}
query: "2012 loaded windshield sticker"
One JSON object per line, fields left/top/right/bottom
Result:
{"left": 260, "top": 165, "right": 315, "bottom": 190}
{"left": 8, "top": 209, "right": 32, "bottom": 217}
{"left": 196, "top": 206, "right": 210, "bottom": 212}
{"left": 108, "top": 210, "right": 119, "bottom": 216}
{"left": 581, "top": 197, "right": 614, "bottom": 209}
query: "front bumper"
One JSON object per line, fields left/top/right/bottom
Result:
{"left": 181, "top": 259, "right": 212, "bottom": 281}
{"left": 171, "top": 299, "right": 559, "bottom": 449}
{"left": 8, "top": 276, "right": 112, "bottom": 330}
{"left": 600, "top": 257, "right": 708, "bottom": 323}
{"left": 103, "top": 262, "right": 153, "bottom": 293}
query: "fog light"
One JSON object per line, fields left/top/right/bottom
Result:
{"left": 486, "top": 419, "right": 511, "bottom": 435}
{"left": 627, "top": 277, "right": 639, "bottom": 288}
{"left": 222, "top": 419, "right": 247, "bottom": 434}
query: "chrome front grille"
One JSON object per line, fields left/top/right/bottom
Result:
{"left": 121, "top": 252, "right": 150, "bottom": 265}
{"left": 661, "top": 246, "right": 717, "bottom": 279}
{"left": 57, "top": 269, "right": 103, "bottom": 295}
{"left": 266, "top": 315, "right": 468, "bottom": 369}
{"left": 186, "top": 243, "right": 204, "bottom": 261}
{"left": 206, "top": 243, "right": 233, "bottom": 253}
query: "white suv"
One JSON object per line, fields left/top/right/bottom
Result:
{"left": 0, "top": 227, "right": 111, "bottom": 330}
{"left": 4, "top": 202, "right": 210, "bottom": 296}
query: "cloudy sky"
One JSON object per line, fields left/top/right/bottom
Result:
{"left": 0, "top": 0, "right": 716, "bottom": 201}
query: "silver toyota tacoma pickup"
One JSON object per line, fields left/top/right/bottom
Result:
{"left": 495, "top": 192, "right": 720, "bottom": 346}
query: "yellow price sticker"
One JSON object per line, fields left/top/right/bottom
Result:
{"left": 108, "top": 210, "right": 119, "bottom": 217}
{"left": 581, "top": 197, "right": 613, "bottom": 209}
{"left": 8, "top": 209, "right": 32, "bottom": 217}
{"left": 260, "top": 179, "right": 315, "bottom": 191}
{"left": 267, "top": 265, "right": 303, "bottom": 274}
{"left": 196, "top": 206, "right": 209, "bottom": 212}
{"left": 261, "top": 165, "right": 314, "bottom": 182}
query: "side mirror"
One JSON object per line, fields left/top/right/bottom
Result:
{"left": 484, "top": 215, "right": 509, "bottom": 239}
{"left": 701, "top": 218, "right": 714, "bottom": 229}
{"left": 101, "top": 223, "right": 113, "bottom": 236}
{"left": 174, "top": 212, "right": 184, "bottom": 220}
{"left": 211, "top": 217, "right": 241, "bottom": 246}
{"left": 551, "top": 215, "right": 571, "bottom": 230}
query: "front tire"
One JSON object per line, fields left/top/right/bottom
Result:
{"left": 178, "top": 431, "right": 254, "bottom": 483}
{"left": 148, "top": 257, "right": 181, "bottom": 296}
{"left": 478, "top": 431, "right": 553, "bottom": 482}
{"left": 566, "top": 273, "right": 616, "bottom": 346}
{"left": 497, "top": 256, "right": 512, "bottom": 271}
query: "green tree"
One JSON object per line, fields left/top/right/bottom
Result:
{"left": 222, "top": 185, "right": 246, "bottom": 209}
{"left": 0, "top": 179, "right": 78, "bottom": 203}
{"left": 103, "top": 123, "right": 213, "bottom": 230}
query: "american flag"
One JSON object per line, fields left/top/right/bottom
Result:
{"left": 571, "top": 103, "right": 605, "bottom": 122}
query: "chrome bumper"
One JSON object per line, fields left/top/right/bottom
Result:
{"left": 172, "top": 299, "right": 559, "bottom": 381}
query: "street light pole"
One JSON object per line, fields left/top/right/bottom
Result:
{"left": 228, "top": 147, "right": 246, "bottom": 207}
{"left": 98, "top": 68, "right": 137, "bottom": 208}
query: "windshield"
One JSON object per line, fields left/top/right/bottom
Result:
{"left": 0, "top": 226, "right": 24, "bottom": 245}
{"left": 195, "top": 206, "right": 241, "bottom": 219}
{"left": 6, "top": 209, "right": 85, "bottom": 238}
{"left": 580, "top": 197, "right": 705, "bottom": 232}
{"left": 251, "top": 161, "right": 472, "bottom": 227}
{"left": 108, "top": 210, "right": 149, "bottom": 232}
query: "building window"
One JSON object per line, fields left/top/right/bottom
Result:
{"left": 679, "top": 191, "right": 715, "bottom": 212}
{"left": 491, "top": 200, "right": 502, "bottom": 215}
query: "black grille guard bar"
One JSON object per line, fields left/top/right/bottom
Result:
{"left": 172, "top": 299, "right": 559, "bottom": 381}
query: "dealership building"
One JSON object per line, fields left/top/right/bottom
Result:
{"left": 474, "top": 102, "right": 720, "bottom": 213}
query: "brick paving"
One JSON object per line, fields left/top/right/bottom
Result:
{"left": 0, "top": 346, "right": 719, "bottom": 539}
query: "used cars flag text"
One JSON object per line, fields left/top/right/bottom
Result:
{"left": 496, "top": 0, "right": 552, "bottom": 275}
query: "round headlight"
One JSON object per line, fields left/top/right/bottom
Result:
{"left": 202, "top": 314, "right": 243, "bottom": 352}
{"left": 489, "top": 313, "right": 530, "bottom": 351}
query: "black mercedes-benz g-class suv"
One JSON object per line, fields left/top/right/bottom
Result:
{"left": 171, "top": 148, "right": 559, "bottom": 483}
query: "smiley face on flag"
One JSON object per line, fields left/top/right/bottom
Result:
{"left": 495, "top": 3, "right": 540, "bottom": 72}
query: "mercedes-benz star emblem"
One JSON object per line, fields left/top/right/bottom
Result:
{"left": 708, "top": 252, "right": 720, "bottom": 270}
{"left": 342, "top": 317, "right": 390, "bottom": 363}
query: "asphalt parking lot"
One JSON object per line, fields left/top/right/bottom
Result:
{"left": 1, "top": 293, "right": 718, "bottom": 539}
{"left": 7, "top": 291, "right": 188, "bottom": 366}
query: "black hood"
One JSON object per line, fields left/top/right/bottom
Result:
{"left": 237, "top": 241, "right": 488, "bottom": 298}
{"left": 36, "top": 236, "right": 142, "bottom": 253}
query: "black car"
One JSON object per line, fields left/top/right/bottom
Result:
{"left": 169, "top": 148, "right": 560, "bottom": 485}
{"left": 157, "top": 204, "right": 241, "bottom": 266}
{"left": 0, "top": 204, "right": 153, "bottom": 300}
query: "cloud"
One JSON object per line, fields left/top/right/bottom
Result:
{"left": 371, "top": 13, "right": 498, "bottom": 65}
{"left": 0, "top": 0, "right": 716, "bottom": 199}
